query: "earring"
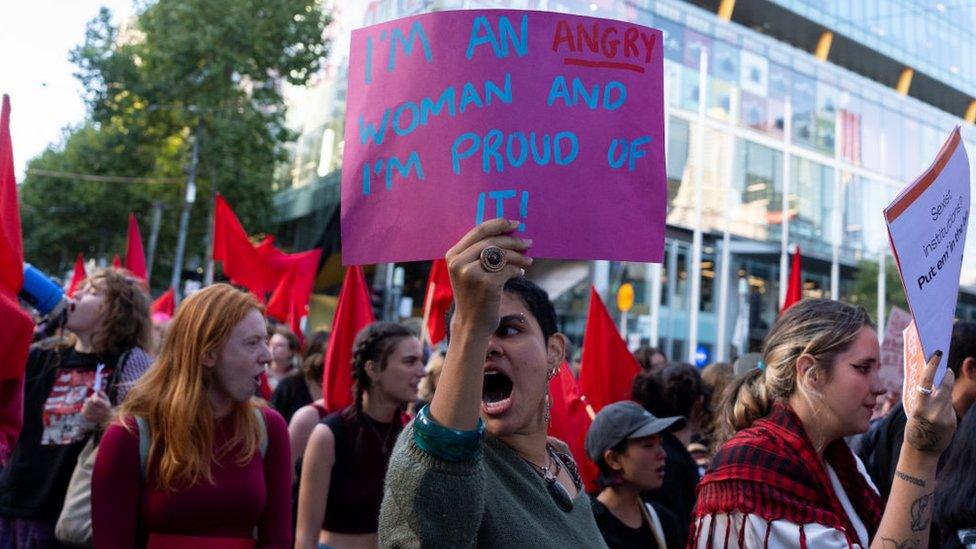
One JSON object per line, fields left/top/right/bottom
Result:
{"left": 543, "top": 394, "right": 552, "bottom": 425}
{"left": 547, "top": 366, "right": 558, "bottom": 380}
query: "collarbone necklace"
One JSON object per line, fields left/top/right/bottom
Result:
{"left": 362, "top": 412, "right": 394, "bottom": 454}
{"left": 521, "top": 443, "right": 576, "bottom": 512}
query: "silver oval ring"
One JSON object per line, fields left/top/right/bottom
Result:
{"left": 916, "top": 384, "right": 934, "bottom": 396}
{"left": 479, "top": 246, "right": 507, "bottom": 273}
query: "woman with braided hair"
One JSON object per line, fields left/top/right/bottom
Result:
{"left": 295, "top": 322, "right": 424, "bottom": 549}
{"left": 691, "top": 298, "right": 957, "bottom": 548}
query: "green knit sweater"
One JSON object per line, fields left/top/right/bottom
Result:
{"left": 379, "top": 421, "right": 609, "bottom": 548}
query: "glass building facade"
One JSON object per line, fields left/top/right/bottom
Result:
{"left": 277, "top": 0, "right": 976, "bottom": 363}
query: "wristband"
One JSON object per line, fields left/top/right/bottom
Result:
{"left": 413, "top": 404, "right": 485, "bottom": 462}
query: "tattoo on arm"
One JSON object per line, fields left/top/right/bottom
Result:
{"left": 909, "top": 492, "right": 933, "bottom": 532}
{"left": 906, "top": 416, "right": 939, "bottom": 452}
{"left": 880, "top": 538, "right": 920, "bottom": 549}
{"left": 895, "top": 470, "right": 926, "bottom": 488}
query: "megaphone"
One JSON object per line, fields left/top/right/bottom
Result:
{"left": 20, "top": 263, "right": 69, "bottom": 336}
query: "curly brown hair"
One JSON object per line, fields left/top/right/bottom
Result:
{"left": 87, "top": 268, "right": 152, "bottom": 354}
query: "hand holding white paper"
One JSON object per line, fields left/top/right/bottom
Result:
{"left": 885, "top": 127, "right": 970, "bottom": 388}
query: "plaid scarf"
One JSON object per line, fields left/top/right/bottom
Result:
{"left": 690, "top": 402, "right": 882, "bottom": 547}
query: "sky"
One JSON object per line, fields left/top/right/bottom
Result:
{"left": 0, "top": 1, "right": 136, "bottom": 180}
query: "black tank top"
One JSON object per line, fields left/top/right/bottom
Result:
{"left": 322, "top": 405, "right": 403, "bottom": 534}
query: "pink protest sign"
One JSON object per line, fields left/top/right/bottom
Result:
{"left": 340, "top": 9, "right": 666, "bottom": 265}
{"left": 878, "top": 306, "right": 912, "bottom": 394}
{"left": 902, "top": 321, "right": 926, "bottom": 415}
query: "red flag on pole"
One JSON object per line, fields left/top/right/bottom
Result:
{"left": 213, "top": 194, "right": 278, "bottom": 298}
{"left": 548, "top": 362, "right": 599, "bottom": 492}
{"left": 267, "top": 267, "right": 297, "bottom": 325}
{"left": 125, "top": 212, "right": 147, "bottom": 280}
{"left": 781, "top": 246, "right": 802, "bottom": 315}
{"left": 422, "top": 259, "right": 453, "bottom": 346}
{"left": 322, "top": 265, "right": 375, "bottom": 412}
{"left": 66, "top": 252, "right": 87, "bottom": 297}
{"left": 0, "top": 95, "right": 36, "bottom": 462}
{"left": 578, "top": 286, "right": 642, "bottom": 412}
{"left": 266, "top": 248, "right": 322, "bottom": 346}
{"left": 150, "top": 287, "right": 175, "bottom": 319}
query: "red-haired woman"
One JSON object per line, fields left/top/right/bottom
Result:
{"left": 91, "top": 284, "right": 291, "bottom": 548}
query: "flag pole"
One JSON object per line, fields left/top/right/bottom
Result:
{"left": 420, "top": 281, "right": 435, "bottom": 347}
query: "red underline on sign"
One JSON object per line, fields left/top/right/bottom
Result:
{"left": 563, "top": 58, "right": 645, "bottom": 73}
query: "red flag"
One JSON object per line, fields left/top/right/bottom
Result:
{"left": 578, "top": 287, "right": 642, "bottom": 412}
{"left": 266, "top": 267, "right": 297, "bottom": 324}
{"left": 322, "top": 265, "right": 375, "bottom": 412}
{"left": 267, "top": 264, "right": 302, "bottom": 343}
{"left": 111, "top": 254, "right": 121, "bottom": 269}
{"left": 0, "top": 95, "right": 35, "bottom": 462}
{"left": 125, "top": 212, "right": 147, "bottom": 279}
{"left": 781, "top": 246, "right": 802, "bottom": 314}
{"left": 422, "top": 259, "right": 453, "bottom": 345}
{"left": 213, "top": 194, "right": 278, "bottom": 298}
{"left": 150, "top": 287, "right": 175, "bottom": 318}
{"left": 66, "top": 252, "right": 87, "bottom": 297}
{"left": 548, "top": 362, "right": 599, "bottom": 492}
{"left": 266, "top": 248, "right": 322, "bottom": 346}
{"left": 213, "top": 194, "right": 286, "bottom": 296}
{"left": 0, "top": 96, "right": 23, "bottom": 296}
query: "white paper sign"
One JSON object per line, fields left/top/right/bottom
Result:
{"left": 885, "top": 127, "right": 971, "bottom": 387}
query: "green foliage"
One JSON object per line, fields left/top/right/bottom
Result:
{"left": 21, "top": 0, "right": 329, "bottom": 286}
{"left": 848, "top": 258, "right": 908, "bottom": 322}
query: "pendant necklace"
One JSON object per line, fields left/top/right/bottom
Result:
{"left": 522, "top": 444, "right": 576, "bottom": 512}
{"left": 363, "top": 414, "right": 394, "bottom": 454}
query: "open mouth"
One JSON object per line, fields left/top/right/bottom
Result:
{"left": 482, "top": 369, "right": 514, "bottom": 415}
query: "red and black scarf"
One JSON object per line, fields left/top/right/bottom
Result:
{"left": 690, "top": 402, "right": 883, "bottom": 547}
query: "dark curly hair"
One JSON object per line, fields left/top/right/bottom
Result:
{"left": 935, "top": 407, "right": 976, "bottom": 545}
{"left": 445, "top": 276, "right": 557, "bottom": 343}
{"left": 633, "top": 362, "right": 708, "bottom": 420}
{"left": 87, "top": 268, "right": 152, "bottom": 355}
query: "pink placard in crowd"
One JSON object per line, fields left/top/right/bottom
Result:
{"left": 340, "top": 9, "right": 666, "bottom": 265}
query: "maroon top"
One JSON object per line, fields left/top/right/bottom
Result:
{"left": 91, "top": 407, "right": 291, "bottom": 549}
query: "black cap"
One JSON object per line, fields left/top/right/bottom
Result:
{"left": 585, "top": 401, "right": 685, "bottom": 464}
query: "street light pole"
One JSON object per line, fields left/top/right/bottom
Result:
{"left": 171, "top": 123, "right": 201, "bottom": 303}
{"left": 145, "top": 201, "right": 163, "bottom": 281}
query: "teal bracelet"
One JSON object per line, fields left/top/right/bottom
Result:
{"left": 413, "top": 404, "right": 485, "bottom": 462}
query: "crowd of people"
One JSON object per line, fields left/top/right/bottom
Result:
{"left": 1, "top": 220, "right": 974, "bottom": 548}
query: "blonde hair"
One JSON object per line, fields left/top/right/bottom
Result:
{"left": 120, "top": 284, "right": 264, "bottom": 491}
{"left": 418, "top": 350, "right": 445, "bottom": 403}
{"left": 715, "top": 299, "right": 873, "bottom": 446}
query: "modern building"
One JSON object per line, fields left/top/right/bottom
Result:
{"left": 275, "top": 0, "right": 976, "bottom": 364}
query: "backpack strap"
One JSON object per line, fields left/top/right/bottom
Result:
{"left": 105, "top": 349, "right": 132, "bottom": 406}
{"left": 253, "top": 407, "right": 268, "bottom": 458}
{"left": 642, "top": 501, "right": 667, "bottom": 549}
{"left": 136, "top": 416, "right": 150, "bottom": 480}
{"left": 135, "top": 409, "right": 267, "bottom": 481}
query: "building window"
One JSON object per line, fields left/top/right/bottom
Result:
{"left": 790, "top": 158, "right": 835, "bottom": 257}
{"left": 731, "top": 139, "right": 784, "bottom": 244}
